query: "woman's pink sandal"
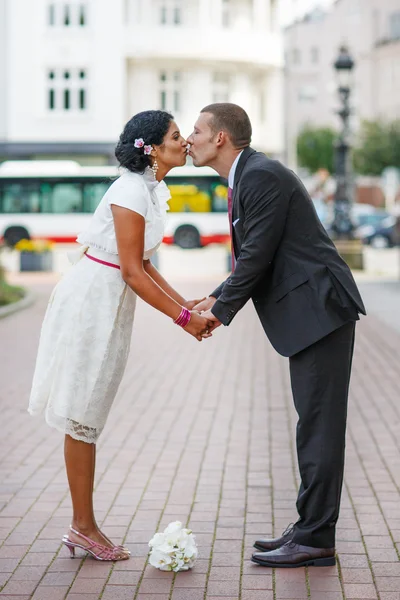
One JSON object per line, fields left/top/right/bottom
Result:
{"left": 62, "top": 526, "right": 130, "bottom": 561}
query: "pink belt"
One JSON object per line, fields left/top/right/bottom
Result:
{"left": 85, "top": 253, "right": 120, "bottom": 270}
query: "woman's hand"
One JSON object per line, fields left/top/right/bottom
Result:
{"left": 183, "top": 312, "right": 213, "bottom": 341}
{"left": 192, "top": 296, "right": 217, "bottom": 312}
{"left": 183, "top": 298, "right": 206, "bottom": 310}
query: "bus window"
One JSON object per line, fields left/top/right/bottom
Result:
{"left": 211, "top": 183, "right": 228, "bottom": 212}
{"left": 40, "top": 182, "right": 83, "bottom": 213}
{"left": 168, "top": 184, "right": 211, "bottom": 213}
{"left": 1, "top": 183, "right": 40, "bottom": 213}
{"left": 83, "top": 182, "right": 111, "bottom": 213}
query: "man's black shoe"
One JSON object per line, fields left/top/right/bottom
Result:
{"left": 251, "top": 541, "right": 336, "bottom": 568}
{"left": 253, "top": 523, "right": 294, "bottom": 552}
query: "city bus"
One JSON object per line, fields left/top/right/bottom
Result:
{"left": 0, "top": 161, "right": 229, "bottom": 249}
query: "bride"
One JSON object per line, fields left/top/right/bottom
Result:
{"left": 28, "top": 110, "right": 213, "bottom": 561}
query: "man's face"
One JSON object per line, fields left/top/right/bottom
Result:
{"left": 187, "top": 113, "right": 219, "bottom": 167}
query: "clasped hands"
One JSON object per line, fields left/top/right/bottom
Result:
{"left": 182, "top": 297, "right": 222, "bottom": 342}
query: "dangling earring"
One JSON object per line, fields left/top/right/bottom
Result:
{"left": 151, "top": 159, "right": 159, "bottom": 177}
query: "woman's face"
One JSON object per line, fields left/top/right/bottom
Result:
{"left": 154, "top": 121, "right": 187, "bottom": 169}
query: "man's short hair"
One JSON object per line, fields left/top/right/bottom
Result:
{"left": 201, "top": 103, "right": 252, "bottom": 149}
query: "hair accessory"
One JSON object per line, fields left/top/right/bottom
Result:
{"left": 134, "top": 138, "right": 153, "bottom": 155}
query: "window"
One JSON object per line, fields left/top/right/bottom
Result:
{"left": 82, "top": 183, "right": 110, "bottom": 212}
{"left": 158, "top": 1, "right": 182, "bottom": 26}
{"left": 47, "top": 2, "right": 88, "bottom": 27}
{"left": 1, "top": 184, "right": 40, "bottom": 214}
{"left": 298, "top": 85, "right": 317, "bottom": 102}
{"left": 64, "top": 4, "right": 70, "bottom": 25}
{"left": 222, "top": 0, "right": 230, "bottom": 28}
{"left": 48, "top": 3, "right": 56, "bottom": 25}
{"left": 47, "top": 68, "right": 88, "bottom": 111}
{"left": 174, "top": 6, "right": 181, "bottom": 25}
{"left": 390, "top": 12, "right": 400, "bottom": 40}
{"left": 212, "top": 73, "right": 230, "bottom": 103}
{"left": 0, "top": 181, "right": 111, "bottom": 215}
{"left": 311, "top": 47, "right": 319, "bottom": 64}
{"left": 79, "top": 4, "right": 86, "bottom": 26}
{"left": 159, "top": 70, "right": 182, "bottom": 113}
{"left": 292, "top": 48, "right": 301, "bottom": 65}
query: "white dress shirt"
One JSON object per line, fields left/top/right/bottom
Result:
{"left": 228, "top": 150, "right": 244, "bottom": 189}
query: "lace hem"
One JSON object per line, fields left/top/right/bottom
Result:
{"left": 65, "top": 419, "right": 100, "bottom": 444}
{"left": 28, "top": 409, "right": 101, "bottom": 444}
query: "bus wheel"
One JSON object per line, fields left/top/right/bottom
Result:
{"left": 4, "top": 226, "right": 30, "bottom": 247}
{"left": 174, "top": 225, "right": 201, "bottom": 249}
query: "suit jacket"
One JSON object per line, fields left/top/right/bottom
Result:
{"left": 211, "top": 147, "right": 366, "bottom": 357}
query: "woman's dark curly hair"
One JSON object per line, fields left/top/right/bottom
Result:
{"left": 115, "top": 110, "right": 174, "bottom": 173}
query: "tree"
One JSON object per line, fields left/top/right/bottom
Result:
{"left": 353, "top": 120, "right": 400, "bottom": 175}
{"left": 296, "top": 126, "right": 336, "bottom": 173}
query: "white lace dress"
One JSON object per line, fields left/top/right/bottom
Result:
{"left": 28, "top": 168, "right": 171, "bottom": 443}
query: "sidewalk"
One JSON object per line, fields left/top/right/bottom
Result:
{"left": 0, "top": 274, "right": 399, "bottom": 600}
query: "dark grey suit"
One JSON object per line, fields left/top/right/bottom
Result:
{"left": 211, "top": 147, "right": 365, "bottom": 548}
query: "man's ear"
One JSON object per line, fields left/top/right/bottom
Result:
{"left": 215, "top": 131, "right": 228, "bottom": 147}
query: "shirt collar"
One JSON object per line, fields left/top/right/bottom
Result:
{"left": 228, "top": 150, "right": 244, "bottom": 189}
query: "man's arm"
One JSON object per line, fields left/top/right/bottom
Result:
{"left": 211, "top": 170, "right": 289, "bottom": 326}
{"left": 210, "top": 279, "right": 227, "bottom": 300}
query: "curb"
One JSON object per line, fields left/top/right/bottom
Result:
{"left": 0, "top": 291, "right": 36, "bottom": 319}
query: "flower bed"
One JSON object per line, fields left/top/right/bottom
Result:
{"left": 0, "top": 266, "right": 25, "bottom": 307}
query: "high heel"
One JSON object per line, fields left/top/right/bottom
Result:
{"left": 62, "top": 526, "right": 130, "bottom": 561}
{"left": 64, "top": 541, "right": 76, "bottom": 558}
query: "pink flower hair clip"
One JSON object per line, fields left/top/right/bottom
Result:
{"left": 134, "top": 138, "right": 153, "bottom": 155}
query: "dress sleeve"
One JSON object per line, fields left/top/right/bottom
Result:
{"left": 108, "top": 176, "right": 148, "bottom": 218}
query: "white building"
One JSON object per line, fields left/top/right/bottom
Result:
{"left": 284, "top": 0, "right": 400, "bottom": 169}
{"left": 0, "top": 0, "right": 284, "bottom": 164}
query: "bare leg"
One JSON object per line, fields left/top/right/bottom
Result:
{"left": 64, "top": 434, "right": 127, "bottom": 553}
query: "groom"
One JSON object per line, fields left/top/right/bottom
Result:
{"left": 187, "top": 103, "right": 366, "bottom": 568}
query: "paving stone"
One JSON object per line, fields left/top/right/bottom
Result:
{"left": 0, "top": 275, "right": 399, "bottom": 600}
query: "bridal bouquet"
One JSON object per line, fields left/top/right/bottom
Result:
{"left": 148, "top": 521, "right": 198, "bottom": 572}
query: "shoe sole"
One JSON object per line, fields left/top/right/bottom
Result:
{"left": 251, "top": 555, "right": 336, "bottom": 568}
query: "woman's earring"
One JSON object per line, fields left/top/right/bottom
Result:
{"left": 151, "top": 159, "right": 159, "bottom": 177}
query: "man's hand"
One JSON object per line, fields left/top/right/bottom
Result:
{"left": 183, "top": 312, "right": 214, "bottom": 341}
{"left": 193, "top": 296, "right": 217, "bottom": 312}
{"left": 183, "top": 297, "right": 206, "bottom": 310}
{"left": 200, "top": 309, "right": 222, "bottom": 333}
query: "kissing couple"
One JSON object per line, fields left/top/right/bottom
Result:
{"left": 28, "top": 104, "right": 365, "bottom": 567}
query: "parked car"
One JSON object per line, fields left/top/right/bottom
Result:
{"left": 361, "top": 215, "right": 400, "bottom": 248}
{"left": 354, "top": 210, "right": 391, "bottom": 239}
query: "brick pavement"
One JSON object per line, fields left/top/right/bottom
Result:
{"left": 0, "top": 274, "right": 399, "bottom": 600}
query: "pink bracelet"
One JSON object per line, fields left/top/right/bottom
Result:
{"left": 174, "top": 307, "right": 191, "bottom": 328}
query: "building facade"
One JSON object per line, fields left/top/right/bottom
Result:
{"left": 0, "top": 0, "right": 284, "bottom": 164}
{"left": 284, "top": 0, "right": 400, "bottom": 169}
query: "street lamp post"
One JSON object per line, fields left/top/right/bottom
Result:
{"left": 331, "top": 46, "right": 355, "bottom": 240}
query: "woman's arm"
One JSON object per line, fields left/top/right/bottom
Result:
{"left": 112, "top": 205, "right": 210, "bottom": 340}
{"left": 143, "top": 260, "right": 205, "bottom": 309}
{"left": 143, "top": 260, "right": 186, "bottom": 305}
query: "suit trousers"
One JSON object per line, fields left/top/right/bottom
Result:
{"left": 289, "top": 321, "right": 356, "bottom": 548}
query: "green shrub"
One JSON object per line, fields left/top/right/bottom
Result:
{"left": 0, "top": 266, "right": 25, "bottom": 306}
